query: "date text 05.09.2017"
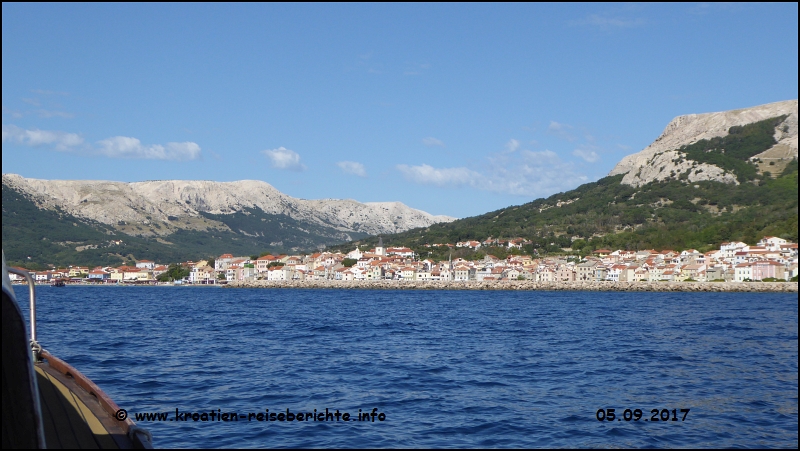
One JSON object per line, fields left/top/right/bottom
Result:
{"left": 596, "top": 408, "right": 690, "bottom": 422}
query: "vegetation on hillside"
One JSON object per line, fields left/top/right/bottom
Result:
{"left": 1, "top": 187, "right": 363, "bottom": 267}
{"left": 679, "top": 115, "right": 788, "bottom": 182}
{"left": 3, "top": 116, "right": 797, "bottom": 267}
{"left": 334, "top": 117, "right": 797, "bottom": 260}
{"left": 155, "top": 263, "right": 191, "bottom": 282}
{"left": 199, "top": 208, "right": 368, "bottom": 249}
{"left": 2, "top": 185, "right": 125, "bottom": 267}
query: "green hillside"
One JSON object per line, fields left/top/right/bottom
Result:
{"left": 4, "top": 115, "right": 797, "bottom": 267}
{"left": 335, "top": 118, "right": 798, "bottom": 260}
{"left": 1, "top": 186, "right": 367, "bottom": 268}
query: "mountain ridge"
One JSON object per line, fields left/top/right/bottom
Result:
{"left": 334, "top": 100, "right": 798, "bottom": 257}
{"left": 610, "top": 99, "right": 797, "bottom": 187}
{"left": 1, "top": 174, "right": 456, "bottom": 238}
{"left": 3, "top": 100, "right": 797, "bottom": 266}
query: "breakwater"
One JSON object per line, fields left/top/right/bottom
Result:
{"left": 224, "top": 279, "right": 798, "bottom": 292}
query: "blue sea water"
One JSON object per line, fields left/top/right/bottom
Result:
{"left": 14, "top": 286, "right": 799, "bottom": 448}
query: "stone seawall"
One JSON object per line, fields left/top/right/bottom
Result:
{"left": 224, "top": 280, "right": 798, "bottom": 292}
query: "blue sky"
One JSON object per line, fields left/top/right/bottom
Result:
{"left": 3, "top": 3, "right": 798, "bottom": 218}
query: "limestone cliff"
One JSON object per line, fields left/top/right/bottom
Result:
{"left": 610, "top": 100, "right": 798, "bottom": 187}
{"left": 1, "top": 175, "right": 455, "bottom": 237}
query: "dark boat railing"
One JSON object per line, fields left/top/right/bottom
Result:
{"left": 7, "top": 267, "right": 41, "bottom": 361}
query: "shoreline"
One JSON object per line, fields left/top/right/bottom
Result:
{"left": 11, "top": 282, "right": 220, "bottom": 287}
{"left": 223, "top": 280, "right": 798, "bottom": 292}
{"left": 17, "top": 280, "right": 797, "bottom": 292}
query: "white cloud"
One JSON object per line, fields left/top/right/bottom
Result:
{"left": 396, "top": 164, "right": 481, "bottom": 187}
{"left": 504, "top": 139, "right": 520, "bottom": 153}
{"left": 422, "top": 137, "right": 445, "bottom": 147}
{"left": 337, "top": 161, "right": 367, "bottom": 177}
{"left": 572, "top": 147, "right": 600, "bottom": 163}
{"left": 570, "top": 14, "right": 646, "bottom": 29}
{"left": 689, "top": 3, "right": 749, "bottom": 15}
{"left": 404, "top": 62, "right": 432, "bottom": 76}
{"left": 2, "top": 107, "right": 24, "bottom": 119}
{"left": 548, "top": 121, "right": 577, "bottom": 142}
{"left": 262, "top": 146, "right": 306, "bottom": 171}
{"left": 2, "top": 124, "right": 202, "bottom": 160}
{"left": 522, "top": 149, "right": 561, "bottom": 165}
{"left": 97, "top": 137, "right": 201, "bottom": 161}
{"left": 398, "top": 141, "right": 590, "bottom": 199}
{"left": 31, "top": 89, "right": 69, "bottom": 96}
{"left": 2, "top": 124, "right": 83, "bottom": 150}
{"left": 493, "top": 149, "right": 586, "bottom": 196}
{"left": 37, "top": 109, "right": 74, "bottom": 119}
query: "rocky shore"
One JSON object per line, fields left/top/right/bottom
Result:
{"left": 224, "top": 280, "right": 798, "bottom": 292}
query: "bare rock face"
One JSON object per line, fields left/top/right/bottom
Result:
{"left": 622, "top": 150, "right": 739, "bottom": 186}
{"left": 610, "top": 100, "right": 798, "bottom": 187}
{"left": 1, "top": 174, "right": 456, "bottom": 236}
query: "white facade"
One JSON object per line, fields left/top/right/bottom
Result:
{"left": 734, "top": 264, "right": 752, "bottom": 282}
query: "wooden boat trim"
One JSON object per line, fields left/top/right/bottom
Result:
{"left": 39, "top": 349, "right": 141, "bottom": 440}
{"left": 40, "top": 350, "right": 130, "bottom": 429}
{"left": 35, "top": 363, "right": 127, "bottom": 448}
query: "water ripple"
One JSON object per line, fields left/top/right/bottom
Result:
{"left": 14, "top": 286, "right": 798, "bottom": 448}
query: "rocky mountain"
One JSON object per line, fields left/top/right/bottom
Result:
{"left": 338, "top": 100, "right": 798, "bottom": 257}
{"left": 1, "top": 175, "right": 454, "bottom": 265}
{"left": 2, "top": 175, "right": 454, "bottom": 238}
{"left": 610, "top": 100, "right": 797, "bottom": 187}
{"left": 4, "top": 100, "right": 797, "bottom": 266}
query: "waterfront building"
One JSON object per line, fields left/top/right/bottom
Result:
{"left": 735, "top": 263, "right": 753, "bottom": 282}
{"left": 135, "top": 260, "right": 156, "bottom": 270}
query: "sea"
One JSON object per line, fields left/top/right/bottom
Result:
{"left": 14, "top": 286, "right": 799, "bottom": 448}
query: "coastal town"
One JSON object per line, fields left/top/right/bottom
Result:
{"left": 9, "top": 236, "right": 799, "bottom": 286}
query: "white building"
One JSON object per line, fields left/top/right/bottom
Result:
{"left": 758, "top": 236, "right": 788, "bottom": 251}
{"left": 346, "top": 247, "right": 363, "bottom": 260}
{"left": 135, "top": 260, "right": 156, "bottom": 270}
{"left": 734, "top": 263, "right": 752, "bottom": 282}
{"left": 375, "top": 237, "right": 386, "bottom": 257}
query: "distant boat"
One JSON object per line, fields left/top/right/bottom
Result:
{"left": 50, "top": 278, "right": 66, "bottom": 287}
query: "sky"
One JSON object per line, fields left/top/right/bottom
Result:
{"left": 2, "top": 3, "right": 798, "bottom": 219}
